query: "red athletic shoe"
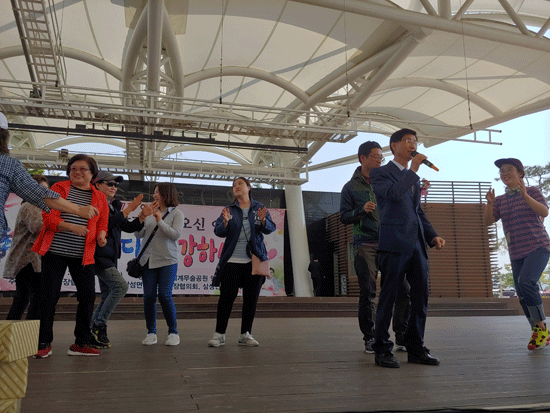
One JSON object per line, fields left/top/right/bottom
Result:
{"left": 67, "top": 344, "right": 100, "bottom": 356}
{"left": 34, "top": 345, "right": 52, "bottom": 359}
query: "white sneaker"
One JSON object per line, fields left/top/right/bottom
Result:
{"left": 165, "top": 333, "right": 180, "bottom": 346}
{"left": 238, "top": 332, "right": 259, "bottom": 347}
{"left": 142, "top": 333, "right": 157, "bottom": 345}
{"left": 208, "top": 332, "right": 226, "bottom": 347}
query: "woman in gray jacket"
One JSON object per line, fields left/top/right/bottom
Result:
{"left": 135, "top": 183, "right": 184, "bottom": 346}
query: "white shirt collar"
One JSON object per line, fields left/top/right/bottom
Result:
{"left": 391, "top": 159, "right": 406, "bottom": 171}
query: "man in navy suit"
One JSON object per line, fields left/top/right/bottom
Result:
{"left": 370, "top": 128, "right": 445, "bottom": 368}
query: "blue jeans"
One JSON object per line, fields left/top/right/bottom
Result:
{"left": 142, "top": 262, "right": 178, "bottom": 334}
{"left": 92, "top": 267, "right": 129, "bottom": 326}
{"left": 511, "top": 247, "right": 550, "bottom": 326}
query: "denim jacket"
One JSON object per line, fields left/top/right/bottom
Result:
{"left": 212, "top": 199, "right": 276, "bottom": 285}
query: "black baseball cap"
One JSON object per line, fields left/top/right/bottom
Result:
{"left": 494, "top": 158, "right": 524, "bottom": 173}
{"left": 93, "top": 170, "right": 123, "bottom": 184}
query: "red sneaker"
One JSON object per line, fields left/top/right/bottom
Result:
{"left": 67, "top": 344, "right": 100, "bottom": 356}
{"left": 34, "top": 345, "right": 52, "bottom": 359}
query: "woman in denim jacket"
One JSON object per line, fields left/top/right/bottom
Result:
{"left": 208, "top": 177, "right": 276, "bottom": 347}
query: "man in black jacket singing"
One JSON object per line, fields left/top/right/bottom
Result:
{"left": 90, "top": 171, "right": 145, "bottom": 348}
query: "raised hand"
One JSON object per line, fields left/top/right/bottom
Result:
{"left": 153, "top": 210, "right": 163, "bottom": 222}
{"left": 410, "top": 152, "right": 427, "bottom": 173}
{"left": 222, "top": 207, "right": 232, "bottom": 227}
{"left": 516, "top": 179, "right": 527, "bottom": 197}
{"left": 258, "top": 206, "right": 267, "bottom": 223}
{"left": 485, "top": 188, "right": 495, "bottom": 204}
{"left": 140, "top": 202, "right": 155, "bottom": 217}
{"left": 127, "top": 194, "right": 144, "bottom": 212}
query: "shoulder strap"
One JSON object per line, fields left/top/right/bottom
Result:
{"left": 240, "top": 210, "right": 252, "bottom": 243}
{"left": 136, "top": 209, "right": 170, "bottom": 260}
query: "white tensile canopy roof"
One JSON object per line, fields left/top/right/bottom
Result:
{"left": 1, "top": 0, "right": 550, "bottom": 185}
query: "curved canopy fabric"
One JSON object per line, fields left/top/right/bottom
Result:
{"left": 1, "top": 0, "right": 550, "bottom": 184}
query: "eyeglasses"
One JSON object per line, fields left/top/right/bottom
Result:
{"left": 102, "top": 181, "right": 119, "bottom": 188}
{"left": 69, "top": 167, "right": 90, "bottom": 173}
{"left": 402, "top": 138, "right": 418, "bottom": 146}
{"left": 499, "top": 167, "right": 518, "bottom": 175}
{"left": 369, "top": 155, "right": 385, "bottom": 162}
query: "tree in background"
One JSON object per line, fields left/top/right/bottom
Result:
{"left": 499, "top": 264, "right": 514, "bottom": 289}
{"left": 523, "top": 162, "right": 550, "bottom": 201}
{"left": 27, "top": 168, "right": 45, "bottom": 175}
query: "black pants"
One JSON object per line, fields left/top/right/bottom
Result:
{"left": 38, "top": 252, "right": 95, "bottom": 346}
{"left": 215, "top": 262, "right": 264, "bottom": 334}
{"left": 6, "top": 263, "right": 41, "bottom": 320}
{"left": 354, "top": 245, "right": 410, "bottom": 342}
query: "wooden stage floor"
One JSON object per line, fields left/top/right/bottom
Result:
{"left": 23, "top": 316, "right": 550, "bottom": 413}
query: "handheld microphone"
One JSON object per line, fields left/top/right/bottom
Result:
{"left": 411, "top": 151, "right": 439, "bottom": 172}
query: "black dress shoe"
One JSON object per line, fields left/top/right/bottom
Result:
{"left": 407, "top": 349, "right": 440, "bottom": 366}
{"left": 375, "top": 352, "right": 400, "bottom": 368}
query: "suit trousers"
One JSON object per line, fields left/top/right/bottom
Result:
{"left": 373, "top": 237, "right": 429, "bottom": 355}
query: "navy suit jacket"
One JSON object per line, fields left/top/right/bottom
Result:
{"left": 370, "top": 161, "right": 438, "bottom": 257}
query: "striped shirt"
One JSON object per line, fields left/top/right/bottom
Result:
{"left": 493, "top": 186, "right": 550, "bottom": 261}
{"left": 48, "top": 186, "right": 92, "bottom": 258}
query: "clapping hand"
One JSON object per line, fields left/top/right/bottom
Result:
{"left": 123, "top": 194, "right": 144, "bottom": 218}
{"left": 127, "top": 194, "right": 144, "bottom": 212}
{"left": 222, "top": 207, "right": 232, "bottom": 227}
{"left": 138, "top": 201, "right": 157, "bottom": 222}
{"left": 516, "top": 179, "right": 527, "bottom": 197}
{"left": 150, "top": 201, "right": 163, "bottom": 222}
{"left": 258, "top": 206, "right": 267, "bottom": 225}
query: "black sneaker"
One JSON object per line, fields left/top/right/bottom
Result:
{"left": 91, "top": 324, "right": 111, "bottom": 349}
{"left": 97, "top": 324, "right": 111, "bottom": 347}
{"left": 90, "top": 335, "right": 109, "bottom": 349}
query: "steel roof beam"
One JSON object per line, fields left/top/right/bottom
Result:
{"left": 147, "top": 0, "right": 163, "bottom": 93}
{"left": 292, "top": 0, "right": 550, "bottom": 53}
